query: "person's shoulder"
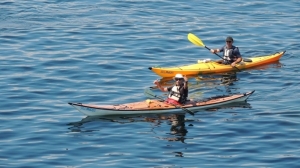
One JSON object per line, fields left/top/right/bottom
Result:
{"left": 233, "top": 46, "right": 242, "bottom": 56}
{"left": 232, "top": 45, "right": 240, "bottom": 50}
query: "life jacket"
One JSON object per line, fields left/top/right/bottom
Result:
{"left": 168, "top": 85, "right": 187, "bottom": 104}
{"left": 223, "top": 46, "right": 239, "bottom": 64}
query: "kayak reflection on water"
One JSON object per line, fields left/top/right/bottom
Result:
{"left": 221, "top": 72, "right": 238, "bottom": 86}
{"left": 145, "top": 114, "right": 188, "bottom": 143}
{"left": 151, "top": 72, "right": 238, "bottom": 90}
{"left": 67, "top": 113, "right": 189, "bottom": 143}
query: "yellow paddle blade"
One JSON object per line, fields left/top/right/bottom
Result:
{"left": 187, "top": 33, "right": 205, "bottom": 47}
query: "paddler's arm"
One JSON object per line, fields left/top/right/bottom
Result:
{"left": 153, "top": 80, "right": 168, "bottom": 92}
{"left": 231, "top": 57, "right": 242, "bottom": 67}
{"left": 183, "top": 76, "right": 188, "bottom": 89}
{"left": 231, "top": 48, "right": 242, "bottom": 67}
{"left": 210, "top": 49, "right": 220, "bottom": 53}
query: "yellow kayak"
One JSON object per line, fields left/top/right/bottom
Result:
{"left": 149, "top": 51, "right": 285, "bottom": 78}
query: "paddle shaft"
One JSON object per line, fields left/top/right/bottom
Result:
{"left": 144, "top": 89, "right": 194, "bottom": 116}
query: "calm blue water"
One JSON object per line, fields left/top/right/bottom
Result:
{"left": 1, "top": 0, "right": 300, "bottom": 167}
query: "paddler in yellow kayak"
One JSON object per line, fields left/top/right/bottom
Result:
{"left": 153, "top": 74, "right": 188, "bottom": 106}
{"left": 210, "top": 36, "right": 243, "bottom": 67}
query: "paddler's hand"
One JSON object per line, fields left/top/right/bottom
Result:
{"left": 210, "top": 49, "right": 215, "bottom": 53}
{"left": 154, "top": 79, "right": 165, "bottom": 92}
{"left": 183, "top": 76, "right": 188, "bottom": 82}
{"left": 153, "top": 80, "right": 159, "bottom": 85}
{"left": 231, "top": 57, "right": 242, "bottom": 67}
{"left": 231, "top": 62, "right": 237, "bottom": 67}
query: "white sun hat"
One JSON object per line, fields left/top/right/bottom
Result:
{"left": 174, "top": 74, "right": 184, "bottom": 78}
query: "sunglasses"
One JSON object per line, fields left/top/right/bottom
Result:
{"left": 175, "top": 78, "right": 183, "bottom": 81}
{"left": 226, "top": 41, "right": 232, "bottom": 43}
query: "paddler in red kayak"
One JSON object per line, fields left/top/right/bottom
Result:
{"left": 153, "top": 74, "right": 188, "bottom": 105}
{"left": 210, "top": 36, "right": 243, "bottom": 67}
